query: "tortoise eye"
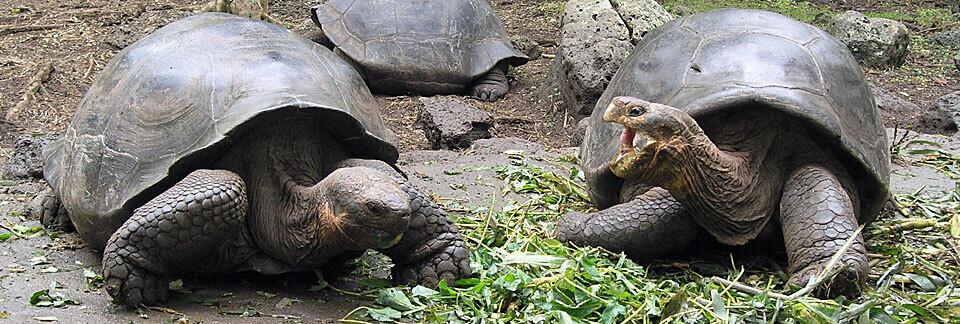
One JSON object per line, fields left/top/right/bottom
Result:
{"left": 627, "top": 107, "right": 645, "bottom": 117}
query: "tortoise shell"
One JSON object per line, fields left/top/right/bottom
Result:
{"left": 582, "top": 9, "right": 890, "bottom": 225}
{"left": 311, "top": 0, "right": 529, "bottom": 95}
{"left": 43, "top": 13, "right": 397, "bottom": 249}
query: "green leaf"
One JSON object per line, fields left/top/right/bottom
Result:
{"left": 0, "top": 232, "right": 12, "bottom": 241}
{"left": 600, "top": 303, "right": 626, "bottom": 324}
{"left": 901, "top": 303, "right": 937, "bottom": 319}
{"left": 501, "top": 253, "right": 565, "bottom": 266}
{"left": 29, "top": 290, "right": 49, "bottom": 305}
{"left": 411, "top": 285, "right": 439, "bottom": 298}
{"left": 554, "top": 310, "right": 575, "bottom": 324}
{"left": 904, "top": 273, "right": 938, "bottom": 291}
{"left": 367, "top": 307, "right": 402, "bottom": 322}
{"left": 710, "top": 289, "right": 727, "bottom": 321}
{"left": 661, "top": 289, "right": 688, "bottom": 320}
{"left": 950, "top": 214, "right": 960, "bottom": 239}
{"left": 376, "top": 288, "right": 416, "bottom": 311}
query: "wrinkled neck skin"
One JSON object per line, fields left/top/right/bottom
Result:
{"left": 641, "top": 119, "right": 778, "bottom": 245}
{"left": 219, "top": 122, "right": 353, "bottom": 268}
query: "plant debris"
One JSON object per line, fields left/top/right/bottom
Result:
{"left": 337, "top": 152, "right": 960, "bottom": 323}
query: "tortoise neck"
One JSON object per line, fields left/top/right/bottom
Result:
{"left": 662, "top": 123, "right": 778, "bottom": 245}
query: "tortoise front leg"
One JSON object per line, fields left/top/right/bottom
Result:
{"left": 468, "top": 62, "right": 510, "bottom": 102}
{"left": 780, "top": 165, "right": 867, "bottom": 298}
{"left": 557, "top": 187, "right": 698, "bottom": 261}
{"left": 102, "top": 169, "right": 252, "bottom": 307}
{"left": 335, "top": 159, "right": 472, "bottom": 287}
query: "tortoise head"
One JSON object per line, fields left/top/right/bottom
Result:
{"left": 603, "top": 96, "right": 702, "bottom": 185}
{"left": 317, "top": 167, "right": 412, "bottom": 250}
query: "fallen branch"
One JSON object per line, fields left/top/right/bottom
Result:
{"left": 0, "top": 24, "right": 59, "bottom": 37}
{"left": 145, "top": 306, "right": 184, "bottom": 317}
{"left": 5, "top": 62, "right": 53, "bottom": 122}
{"left": 871, "top": 218, "right": 938, "bottom": 235}
{"left": 710, "top": 226, "right": 864, "bottom": 301}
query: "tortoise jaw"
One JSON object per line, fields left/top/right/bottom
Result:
{"left": 611, "top": 126, "right": 657, "bottom": 178}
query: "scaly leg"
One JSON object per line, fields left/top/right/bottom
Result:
{"left": 468, "top": 63, "right": 510, "bottom": 102}
{"left": 780, "top": 165, "right": 867, "bottom": 298}
{"left": 557, "top": 187, "right": 698, "bottom": 261}
{"left": 102, "top": 169, "right": 252, "bottom": 307}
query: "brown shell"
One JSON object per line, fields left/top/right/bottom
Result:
{"left": 43, "top": 13, "right": 397, "bottom": 249}
{"left": 312, "top": 0, "right": 528, "bottom": 95}
{"left": 582, "top": 9, "right": 890, "bottom": 230}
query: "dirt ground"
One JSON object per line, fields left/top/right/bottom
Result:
{"left": 0, "top": 0, "right": 958, "bottom": 322}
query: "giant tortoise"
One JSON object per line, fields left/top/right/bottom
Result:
{"left": 40, "top": 13, "right": 471, "bottom": 307}
{"left": 557, "top": 9, "right": 889, "bottom": 297}
{"left": 310, "top": 0, "right": 529, "bottom": 101}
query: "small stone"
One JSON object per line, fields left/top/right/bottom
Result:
{"left": 510, "top": 35, "right": 541, "bottom": 60}
{"left": 825, "top": 11, "right": 910, "bottom": 68}
{"left": 930, "top": 30, "right": 960, "bottom": 49}
{"left": 1, "top": 133, "right": 59, "bottom": 180}
{"left": 416, "top": 97, "right": 493, "bottom": 150}
{"left": 931, "top": 91, "right": 960, "bottom": 134}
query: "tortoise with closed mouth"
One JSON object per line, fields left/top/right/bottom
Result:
{"left": 557, "top": 9, "right": 889, "bottom": 298}
{"left": 38, "top": 13, "right": 471, "bottom": 307}
{"left": 310, "top": 0, "right": 529, "bottom": 101}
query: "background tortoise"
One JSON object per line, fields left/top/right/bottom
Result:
{"left": 557, "top": 9, "right": 889, "bottom": 297}
{"left": 40, "top": 13, "right": 471, "bottom": 307}
{"left": 311, "top": 0, "right": 529, "bottom": 101}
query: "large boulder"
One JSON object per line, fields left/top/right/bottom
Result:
{"left": 825, "top": 11, "right": 910, "bottom": 69}
{"left": 544, "top": 0, "right": 672, "bottom": 115}
{"left": 545, "top": 0, "right": 632, "bottom": 115}
{"left": 1, "top": 134, "right": 59, "bottom": 180}
{"left": 609, "top": 0, "right": 674, "bottom": 44}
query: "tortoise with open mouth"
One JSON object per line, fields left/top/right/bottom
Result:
{"left": 38, "top": 13, "right": 471, "bottom": 307}
{"left": 557, "top": 9, "right": 889, "bottom": 297}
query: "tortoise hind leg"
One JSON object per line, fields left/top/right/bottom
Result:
{"left": 33, "top": 189, "right": 74, "bottom": 232}
{"left": 556, "top": 187, "right": 698, "bottom": 261}
{"left": 468, "top": 63, "right": 510, "bottom": 102}
{"left": 334, "top": 159, "right": 471, "bottom": 287}
{"left": 780, "top": 165, "right": 867, "bottom": 298}
{"left": 102, "top": 169, "right": 251, "bottom": 307}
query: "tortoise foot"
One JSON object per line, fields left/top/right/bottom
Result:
{"left": 788, "top": 258, "right": 866, "bottom": 298}
{"left": 391, "top": 233, "right": 471, "bottom": 287}
{"left": 103, "top": 248, "right": 169, "bottom": 307}
{"left": 33, "top": 189, "right": 73, "bottom": 232}
{"left": 469, "top": 65, "right": 509, "bottom": 101}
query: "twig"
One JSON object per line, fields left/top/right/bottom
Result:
{"left": 0, "top": 24, "right": 59, "bottom": 37}
{"left": 710, "top": 226, "right": 865, "bottom": 301}
{"left": 0, "top": 56, "right": 27, "bottom": 66}
{"left": 0, "top": 223, "right": 26, "bottom": 238}
{"left": 871, "top": 218, "right": 938, "bottom": 235}
{"left": 787, "top": 226, "right": 864, "bottom": 300}
{"left": 5, "top": 62, "right": 53, "bottom": 122}
{"left": 711, "top": 277, "right": 791, "bottom": 300}
{"left": 145, "top": 305, "right": 185, "bottom": 317}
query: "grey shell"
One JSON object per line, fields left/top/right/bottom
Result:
{"left": 43, "top": 13, "right": 398, "bottom": 250}
{"left": 311, "top": 0, "right": 529, "bottom": 95}
{"left": 582, "top": 9, "right": 890, "bottom": 224}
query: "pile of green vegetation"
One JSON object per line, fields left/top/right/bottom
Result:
{"left": 337, "top": 147, "right": 960, "bottom": 323}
